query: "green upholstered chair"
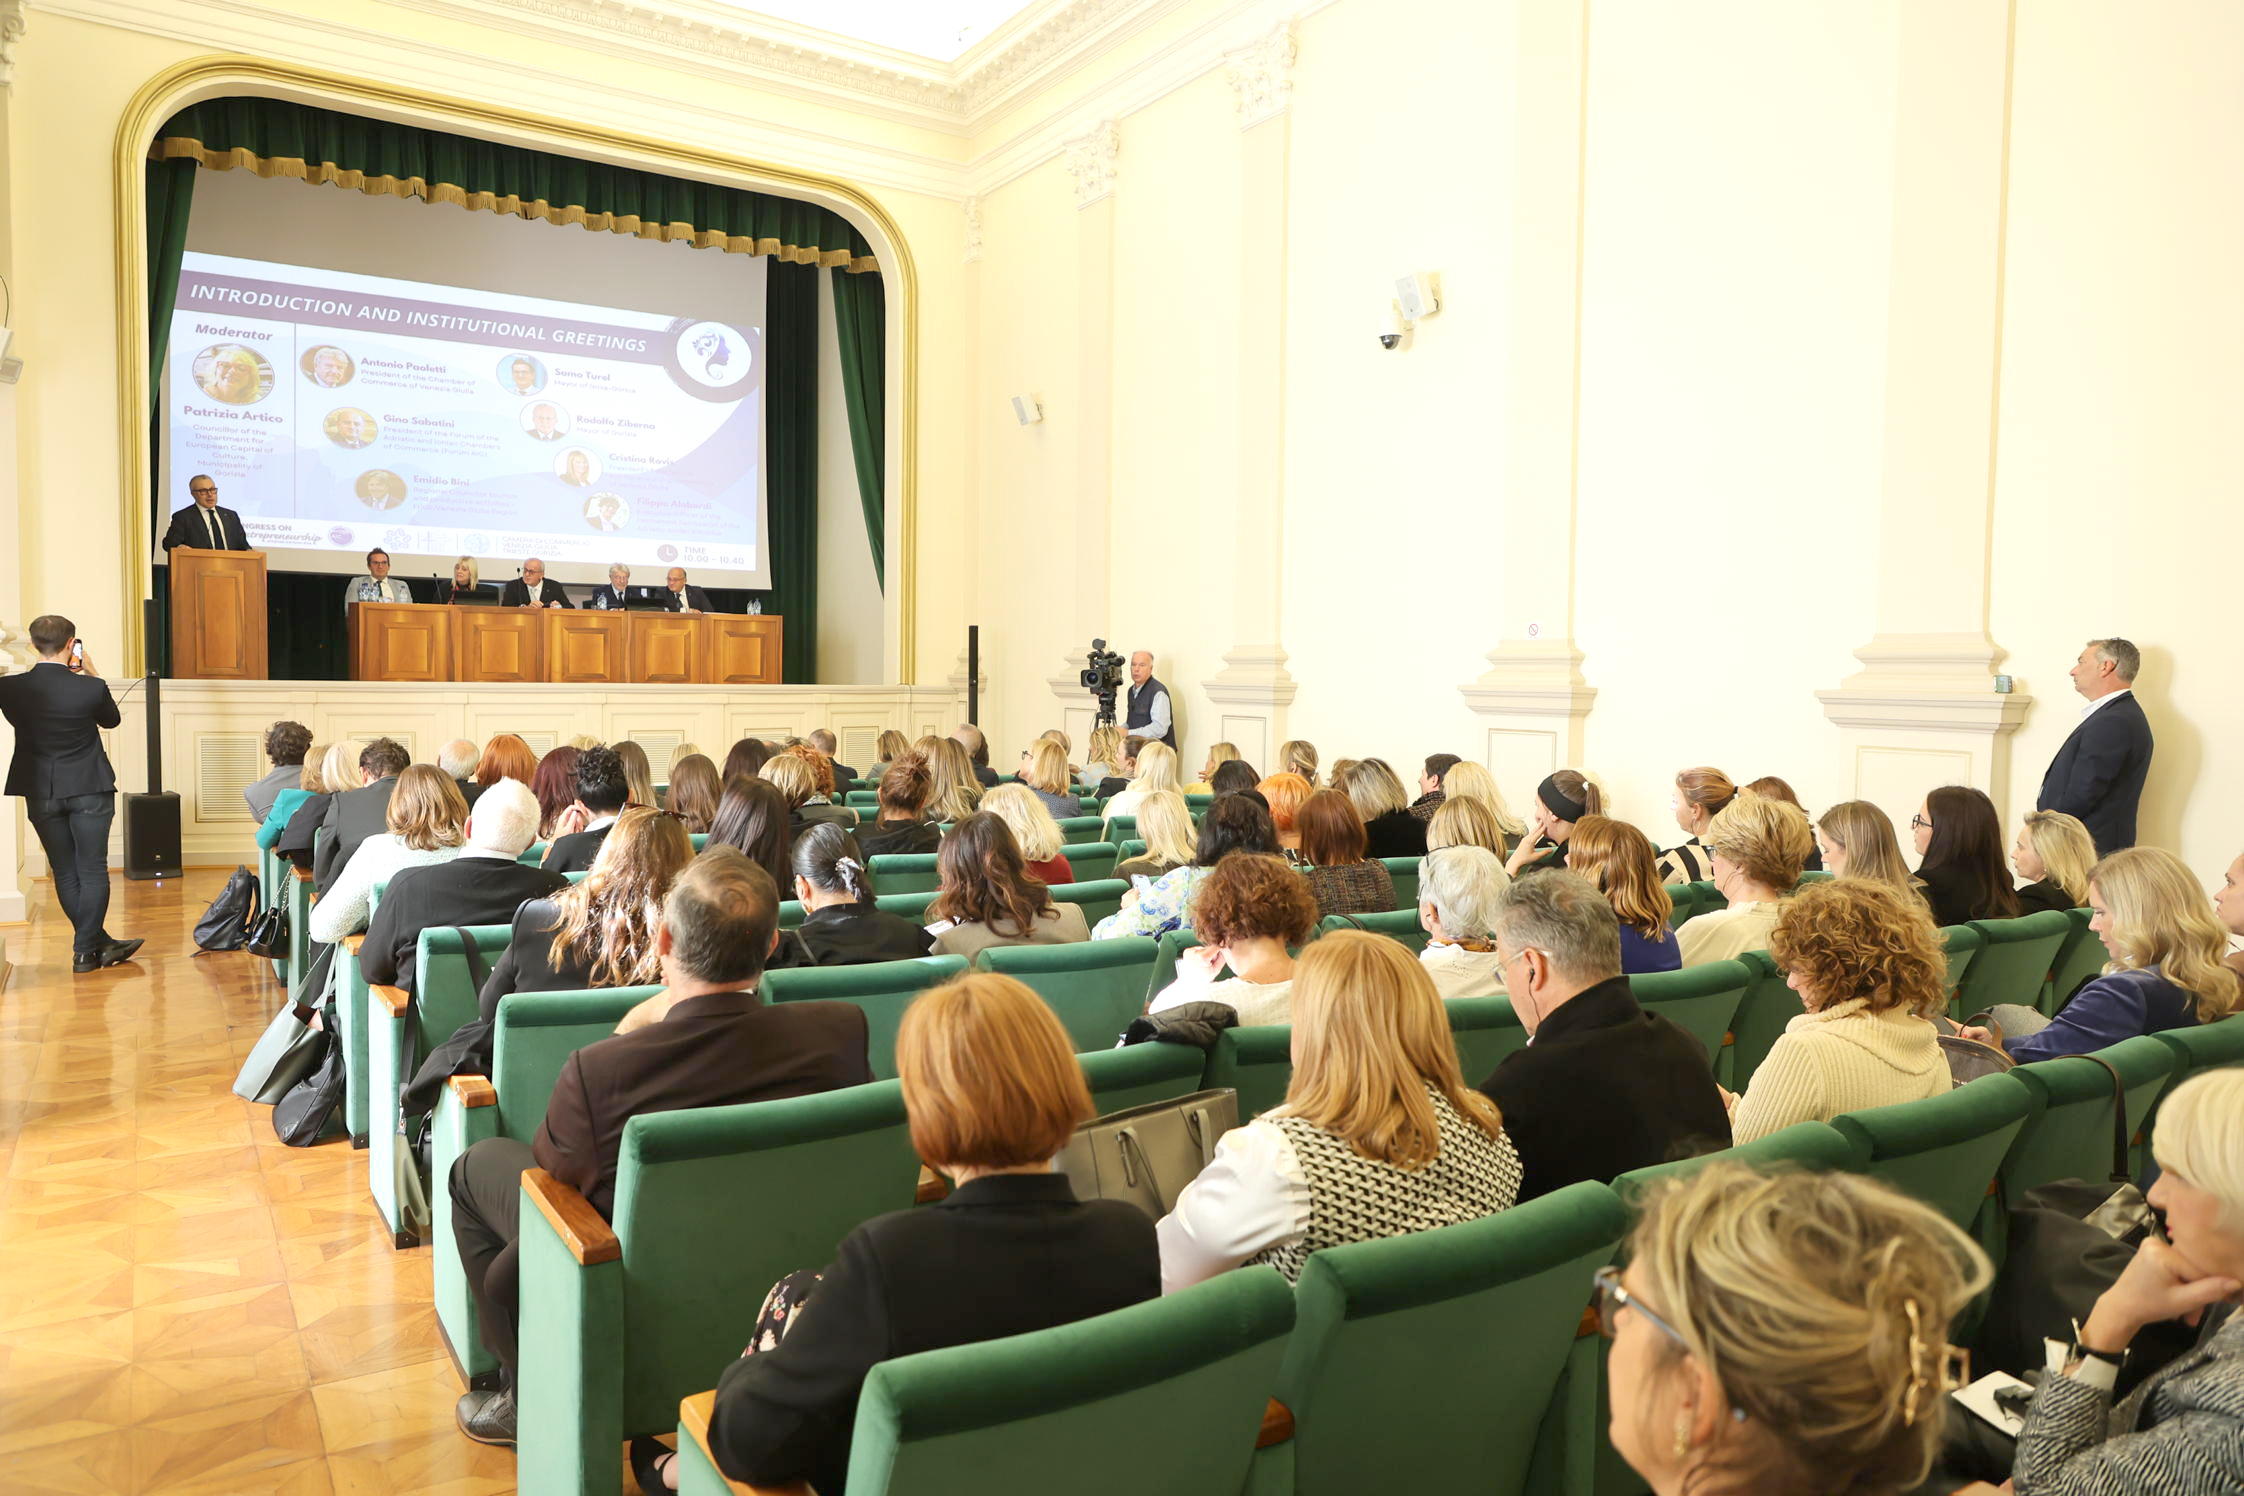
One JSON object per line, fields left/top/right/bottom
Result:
{"left": 1273, "top": 1183, "right": 1630, "bottom": 1496}
{"left": 1077, "top": 795, "right": 1104, "bottom": 817}
{"left": 1049, "top": 879, "right": 1129, "bottom": 930}
{"left": 1057, "top": 815, "right": 1105, "bottom": 845}
{"left": 776, "top": 899, "right": 804, "bottom": 930}
{"left": 1956, "top": 910, "right": 2074, "bottom": 1017}
{"left": 332, "top": 875, "right": 387, "bottom": 1148}
{"left": 1942, "top": 925, "right": 1985, "bottom": 1014}
{"left": 1611, "top": 1120, "right": 1865, "bottom": 1207}
{"left": 563, "top": 870, "right": 588, "bottom": 885}
{"left": 1830, "top": 1073, "right": 2035, "bottom": 1234}
{"left": 1627, "top": 960, "right": 1752, "bottom": 1072}
{"left": 762, "top": 956, "right": 969, "bottom": 1080}
{"left": 518, "top": 1083, "right": 926, "bottom": 1496}
{"left": 1666, "top": 880, "right": 1719, "bottom": 927}
{"left": 1185, "top": 793, "right": 1216, "bottom": 811}
{"left": 674, "top": 1267, "right": 1297, "bottom": 1496}
{"left": 287, "top": 857, "right": 317, "bottom": 1003}
{"left": 1717, "top": 952, "right": 1801, "bottom": 1091}
{"left": 518, "top": 841, "right": 547, "bottom": 867}
{"left": 1318, "top": 909, "right": 1430, "bottom": 953}
{"left": 2141, "top": 1016, "right": 2244, "bottom": 1158}
{"left": 1118, "top": 838, "right": 1148, "bottom": 862}
{"left": 1147, "top": 928, "right": 1202, "bottom": 1004}
{"left": 2044, "top": 908, "right": 2105, "bottom": 1014}
{"left": 977, "top": 937, "right": 1160, "bottom": 1053}
{"left": 1079, "top": 1042, "right": 1210, "bottom": 1115}
{"left": 1100, "top": 815, "right": 1138, "bottom": 846}
{"left": 689, "top": 833, "right": 708, "bottom": 851}
{"left": 872, "top": 890, "right": 938, "bottom": 923}
{"left": 866, "top": 853, "right": 941, "bottom": 895}
{"left": 1380, "top": 856, "right": 1422, "bottom": 911}
{"left": 1450, "top": 996, "right": 1530, "bottom": 1083}
{"left": 1202, "top": 1025, "right": 1295, "bottom": 1119}
{"left": 1066, "top": 841, "right": 1121, "bottom": 884}
{"left": 844, "top": 789, "right": 879, "bottom": 808}
{"left": 1795, "top": 870, "right": 1834, "bottom": 886}
{"left": 432, "top": 985, "right": 659, "bottom": 1384}
{"left": 2002, "top": 1037, "right": 2176, "bottom": 1198}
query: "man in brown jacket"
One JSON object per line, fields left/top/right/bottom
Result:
{"left": 447, "top": 848, "right": 871, "bottom": 1445}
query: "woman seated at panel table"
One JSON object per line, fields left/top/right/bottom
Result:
{"left": 923, "top": 814, "right": 1089, "bottom": 961}
{"left": 767, "top": 823, "right": 935, "bottom": 969}
{"left": 1144, "top": 853, "right": 1320, "bottom": 1026}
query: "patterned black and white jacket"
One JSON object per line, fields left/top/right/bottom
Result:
{"left": 2013, "top": 1312, "right": 2244, "bottom": 1494}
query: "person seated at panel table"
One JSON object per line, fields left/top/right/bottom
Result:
{"left": 342, "top": 547, "right": 412, "bottom": 613}
{"left": 660, "top": 566, "right": 715, "bottom": 615}
{"left": 447, "top": 850, "right": 874, "bottom": 1447}
{"left": 443, "top": 556, "right": 493, "bottom": 605}
{"left": 498, "top": 556, "right": 572, "bottom": 609}
{"left": 584, "top": 563, "right": 634, "bottom": 610}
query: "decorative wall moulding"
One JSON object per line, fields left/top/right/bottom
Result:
{"left": 962, "top": 195, "right": 984, "bottom": 262}
{"left": 1223, "top": 20, "right": 1296, "bottom": 128}
{"left": 1457, "top": 640, "right": 1598, "bottom": 720}
{"left": 1818, "top": 631, "right": 2033, "bottom": 735}
{"left": 1202, "top": 644, "right": 1299, "bottom": 707}
{"left": 1, "top": 0, "right": 26, "bottom": 87}
{"left": 1064, "top": 119, "right": 1121, "bottom": 207}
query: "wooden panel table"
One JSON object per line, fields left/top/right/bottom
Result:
{"left": 170, "top": 547, "right": 269, "bottom": 680}
{"left": 455, "top": 609, "right": 544, "bottom": 682}
{"left": 546, "top": 609, "right": 628, "bottom": 682}
{"left": 627, "top": 614, "right": 703, "bottom": 684}
{"left": 348, "top": 603, "right": 782, "bottom": 684}
{"left": 349, "top": 601, "right": 450, "bottom": 682}
{"left": 705, "top": 615, "right": 784, "bottom": 684}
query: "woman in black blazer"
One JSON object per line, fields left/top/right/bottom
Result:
{"left": 769, "top": 824, "right": 935, "bottom": 969}
{"left": 673, "top": 972, "right": 1158, "bottom": 1496}
{"left": 1331, "top": 759, "right": 1428, "bottom": 861}
{"left": 1910, "top": 785, "right": 2021, "bottom": 929}
{"left": 2012, "top": 808, "right": 2096, "bottom": 915}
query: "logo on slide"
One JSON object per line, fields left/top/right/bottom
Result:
{"left": 660, "top": 318, "right": 762, "bottom": 402}
{"left": 328, "top": 526, "right": 355, "bottom": 546}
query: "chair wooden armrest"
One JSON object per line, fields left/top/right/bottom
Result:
{"left": 522, "top": 1168, "right": 619, "bottom": 1266}
{"left": 448, "top": 1075, "right": 497, "bottom": 1108}
{"left": 1577, "top": 1304, "right": 1600, "bottom": 1339}
{"left": 1257, "top": 1398, "right": 1294, "bottom": 1449}
{"left": 679, "top": 1390, "right": 814, "bottom": 1496}
{"left": 292, "top": 867, "right": 313, "bottom": 883}
{"left": 371, "top": 984, "right": 411, "bottom": 1017}
{"left": 342, "top": 935, "right": 364, "bottom": 955}
{"left": 915, "top": 1164, "right": 951, "bottom": 1204}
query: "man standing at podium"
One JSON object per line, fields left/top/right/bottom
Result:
{"left": 499, "top": 558, "right": 572, "bottom": 610}
{"left": 0, "top": 616, "right": 142, "bottom": 972}
{"left": 160, "top": 475, "right": 250, "bottom": 552}
{"left": 344, "top": 548, "right": 412, "bottom": 614}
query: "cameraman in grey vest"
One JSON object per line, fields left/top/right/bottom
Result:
{"left": 1124, "top": 652, "right": 1176, "bottom": 750}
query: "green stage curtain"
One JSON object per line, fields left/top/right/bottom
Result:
{"left": 829, "top": 266, "right": 887, "bottom": 590}
{"left": 151, "top": 98, "right": 877, "bottom": 272}
{"left": 765, "top": 260, "right": 820, "bottom": 684}
{"left": 146, "top": 156, "right": 197, "bottom": 676}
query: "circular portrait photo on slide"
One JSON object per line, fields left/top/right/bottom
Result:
{"left": 674, "top": 321, "right": 753, "bottom": 391}
{"left": 191, "top": 344, "right": 274, "bottom": 405}
{"left": 522, "top": 401, "right": 570, "bottom": 441}
{"left": 499, "top": 353, "right": 547, "bottom": 396}
{"left": 301, "top": 345, "right": 357, "bottom": 388}
{"left": 355, "top": 469, "right": 409, "bottom": 511}
{"left": 583, "top": 492, "right": 629, "bottom": 532}
{"left": 556, "top": 448, "right": 601, "bottom": 488}
{"left": 323, "top": 408, "right": 380, "bottom": 450}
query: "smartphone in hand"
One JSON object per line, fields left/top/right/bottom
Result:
{"left": 68, "top": 641, "right": 85, "bottom": 673}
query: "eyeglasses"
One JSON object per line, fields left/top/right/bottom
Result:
{"left": 1593, "top": 1268, "right": 1749, "bottom": 1424}
{"left": 1910, "top": 815, "right": 1932, "bottom": 831}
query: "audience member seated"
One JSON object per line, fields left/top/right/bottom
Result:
{"left": 1083, "top": 724, "right": 1127, "bottom": 788}
{"left": 1415, "top": 845, "right": 1511, "bottom": 999}
{"left": 1911, "top": 784, "right": 2023, "bottom": 928}
{"left": 475, "top": 808, "right": 691, "bottom": 1041}
{"left": 806, "top": 727, "right": 857, "bottom": 787}
{"left": 1102, "top": 740, "right": 1181, "bottom": 823}
{"left": 360, "top": 780, "right": 566, "bottom": 996}
{"left": 1477, "top": 871, "right": 1729, "bottom": 1198}
{"left": 1115, "top": 790, "right": 1197, "bottom": 883}
{"left": 980, "top": 783, "right": 1075, "bottom": 884}
{"left": 695, "top": 972, "right": 1157, "bottom": 1495}
{"left": 1813, "top": 799, "right": 1918, "bottom": 895}
{"left": 1603, "top": 1162, "right": 1988, "bottom": 1496}
{"left": 1145, "top": 853, "right": 1319, "bottom": 1025}
{"left": 721, "top": 736, "right": 771, "bottom": 786}
{"left": 1967, "top": 846, "right": 2240, "bottom": 1064}
{"left": 530, "top": 745, "right": 582, "bottom": 840}
{"left": 707, "top": 777, "right": 793, "bottom": 889}
{"left": 1426, "top": 791, "right": 1512, "bottom": 859}
{"left": 1157, "top": 931, "right": 1523, "bottom": 1289}
{"left": 2013, "top": 808, "right": 2096, "bottom": 914}
{"left": 1410, "top": 752, "right": 1460, "bottom": 823}
{"left": 1095, "top": 794, "right": 1279, "bottom": 939}
{"left": 244, "top": 719, "right": 311, "bottom": 820}
{"left": 308, "top": 765, "right": 469, "bottom": 942}
{"left": 1258, "top": 773, "right": 1313, "bottom": 861}
{"left": 1676, "top": 793, "right": 1813, "bottom": 967}
{"left": 771, "top": 823, "right": 936, "bottom": 967}
{"left": 788, "top": 743, "right": 854, "bottom": 821}
{"left": 1727, "top": 880, "right": 1949, "bottom": 1144}
{"left": 1568, "top": 816, "right": 1683, "bottom": 974}
{"left": 866, "top": 729, "right": 910, "bottom": 781}
{"left": 1186, "top": 740, "right": 1240, "bottom": 795}
{"left": 664, "top": 753, "right": 722, "bottom": 835}
{"left": 1276, "top": 738, "right": 1320, "bottom": 786}
{"left": 315, "top": 736, "right": 413, "bottom": 894}
{"left": 1441, "top": 760, "right": 1528, "bottom": 854}
{"left": 1017, "top": 739, "right": 1082, "bottom": 821}
{"left": 256, "top": 741, "right": 323, "bottom": 852}
{"left": 1334, "top": 758, "right": 1429, "bottom": 859}
{"left": 474, "top": 733, "right": 537, "bottom": 794}
{"left": 541, "top": 746, "right": 631, "bottom": 874}
{"left": 438, "top": 739, "right": 483, "bottom": 807}
{"left": 448, "top": 851, "right": 873, "bottom": 1445}
{"left": 278, "top": 738, "right": 362, "bottom": 870}
{"left": 953, "top": 722, "right": 1001, "bottom": 789}
{"left": 613, "top": 739, "right": 656, "bottom": 810}
{"left": 762, "top": 751, "right": 857, "bottom": 836}
{"left": 2222, "top": 850, "right": 2244, "bottom": 982}
{"left": 854, "top": 754, "right": 942, "bottom": 856}
{"left": 1504, "top": 769, "right": 1603, "bottom": 877}
{"left": 1655, "top": 766, "right": 1736, "bottom": 884}
{"left": 1208, "top": 758, "right": 1262, "bottom": 797}
{"left": 1743, "top": 776, "right": 1822, "bottom": 871}
{"left": 1294, "top": 789, "right": 1398, "bottom": 917}
{"left": 924, "top": 814, "right": 1089, "bottom": 960}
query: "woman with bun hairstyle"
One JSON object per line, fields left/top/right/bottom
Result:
{"left": 1657, "top": 767, "right": 1736, "bottom": 885}
{"left": 1505, "top": 769, "right": 1604, "bottom": 878}
{"left": 772, "top": 823, "right": 935, "bottom": 967}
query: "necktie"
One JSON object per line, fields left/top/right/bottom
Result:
{"left": 203, "top": 508, "right": 220, "bottom": 549}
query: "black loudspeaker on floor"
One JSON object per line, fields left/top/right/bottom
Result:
{"left": 122, "top": 791, "right": 182, "bottom": 880}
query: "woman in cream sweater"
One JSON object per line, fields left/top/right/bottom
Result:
{"left": 1675, "top": 791, "right": 1815, "bottom": 967}
{"left": 1727, "top": 878, "right": 1951, "bottom": 1143}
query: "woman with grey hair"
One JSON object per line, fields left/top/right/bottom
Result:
{"left": 587, "top": 562, "right": 633, "bottom": 611}
{"left": 1416, "top": 845, "right": 1511, "bottom": 999}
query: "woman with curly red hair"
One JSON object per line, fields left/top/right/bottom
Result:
{"left": 1726, "top": 878, "right": 1950, "bottom": 1142}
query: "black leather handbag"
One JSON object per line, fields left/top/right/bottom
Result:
{"left": 244, "top": 900, "right": 291, "bottom": 960}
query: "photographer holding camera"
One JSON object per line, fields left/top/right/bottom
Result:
{"left": 0, "top": 615, "right": 142, "bottom": 972}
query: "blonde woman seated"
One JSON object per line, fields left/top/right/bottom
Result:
{"left": 1101, "top": 740, "right": 1181, "bottom": 826}
{"left": 1258, "top": 772, "right": 1313, "bottom": 861}
{"left": 1437, "top": 760, "right": 1527, "bottom": 856}
{"left": 923, "top": 814, "right": 1088, "bottom": 961}
{"left": 2013, "top": 808, "right": 2097, "bottom": 915}
{"left": 1115, "top": 790, "right": 1197, "bottom": 884}
{"left": 1145, "top": 853, "right": 1320, "bottom": 1026}
{"left": 1294, "top": 790, "right": 1397, "bottom": 918}
{"left": 1415, "top": 845, "right": 1511, "bottom": 999}
{"left": 1017, "top": 738, "right": 1082, "bottom": 821}
{"left": 1726, "top": 880, "right": 1950, "bottom": 1144}
{"left": 1812, "top": 800, "right": 1919, "bottom": 895}
{"left": 1656, "top": 766, "right": 1737, "bottom": 885}
{"left": 308, "top": 765, "right": 469, "bottom": 941}
{"left": 1082, "top": 723, "right": 1126, "bottom": 787}
{"left": 865, "top": 728, "right": 909, "bottom": 781}
{"left": 1276, "top": 738, "right": 1320, "bottom": 787}
{"left": 1093, "top": 796, "right": 1278, "bottom": 940}
{"left": 762, "top": 752, "right": 857, "bottom": 834}
{"left": 1156, "top": 931, "right": 1523, "bottom": 1290}
{"left": 1427, "top": 792, "right": 1513, "bottom": 858}
{"left": 1332, "top": 758, "right": 1427, "bottom": 860}
{"left": 1604, "top": 1163, "right": 1989, "bottom": 1496}
{"left": 1675, "top": 793, "right": 1813, "bottom": 967}
{"left": 980, "top": 782, "right": 1074, "bottom": 884}
{"left": 1186, "top": 741, "right": 1240, "bottom": 796}
{"left": 923, "top": 736, "right": 984, "bottom": 824}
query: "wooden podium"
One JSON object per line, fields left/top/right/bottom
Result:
{"left": 169, "top": 548, "right": 268, "bottom": 680}
{"left": 349, "top": 604, "right": 782, "bottom": 684}
{"left": 349, "top": 601, "right": 449, "bottom": 681}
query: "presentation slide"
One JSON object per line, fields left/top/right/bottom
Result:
{"left": 160, "top": 251, "right": 769, "bottom": 587}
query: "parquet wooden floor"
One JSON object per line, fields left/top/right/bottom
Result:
{"left": 1, "top": 868, "right": 519, "bottom": 1494}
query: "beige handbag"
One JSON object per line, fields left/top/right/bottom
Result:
{"left": 1056, "top": 1088, "right": 1239, "bottom": 1219}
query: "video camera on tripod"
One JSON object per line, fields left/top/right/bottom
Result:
{"left": 1079, "top": 639, "right": 1125, "bottom": 726}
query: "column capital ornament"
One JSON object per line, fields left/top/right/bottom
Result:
{"left": 1064, "top": 121, "right": 1120, "bottom": 209}
{"left": 1224, "top": 22, "right": 1298, "bottom": 130}
{"left": 0, "top": 619, "right": 36, "bottom": 676}
{"left": 962, "top": 196, "right": 983, "bottom": 264}
{"left": 0, "top": 0, "right": 25, "bottom": 87}
{"left": 1458, "top": 638, "right": 1598, "bottom": 720}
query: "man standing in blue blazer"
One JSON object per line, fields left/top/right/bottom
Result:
{"left": 2037, "top": 637, "right": 2153, "bottom": 854}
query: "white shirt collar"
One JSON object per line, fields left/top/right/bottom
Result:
{"left": 458, "top": 847, "right": 515, "bottom": 861}
{"left": 585, "top": 813, "right": 619, "bottom": 833}
{"left": 2080, "top": 686, "right": 2132, "bottom": 721}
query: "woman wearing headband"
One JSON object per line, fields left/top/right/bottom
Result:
{"left": 773, "top": 823, "right": 935, "bottom": 968}
{"left": 1505, "top": 769, "right": 1604, "bottom": 877}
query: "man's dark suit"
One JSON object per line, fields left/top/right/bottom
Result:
{"left": 497, "top": 577, "right": 573, "bottom": 609}
{"left": 582, "top": 584, "right": 629, "bottom": 611}
{"left": 972, "top": 764, "right": 1000, "bottom": 788}
{"left": 660, "top": 584, "right": 716, "bottom": 613}
{"left": 160, "top": 502, "right": 251, "bottom": 551}
{"left": 540, "top": 823, "right": 613, "bottom": 875}
{"left": 2037, "top": 690, "right": 2154, "bottom": 854}
{"left": 0, "top": 662, "right": 122, "bottom": 957}
{"left": 1478, "top": 976, "right": 1731, "bottom": 1201}
{"left": 830, "top": 761, "right": 860, "bottom": 787}
{"left": 448, "top": 988, "right": 871, "bottom": 1381}
{"left": 315, "top": 774, "right": 400, "bottom": 896}
{"left": 359, "top": 854, "right": 566, "bottom": 995}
